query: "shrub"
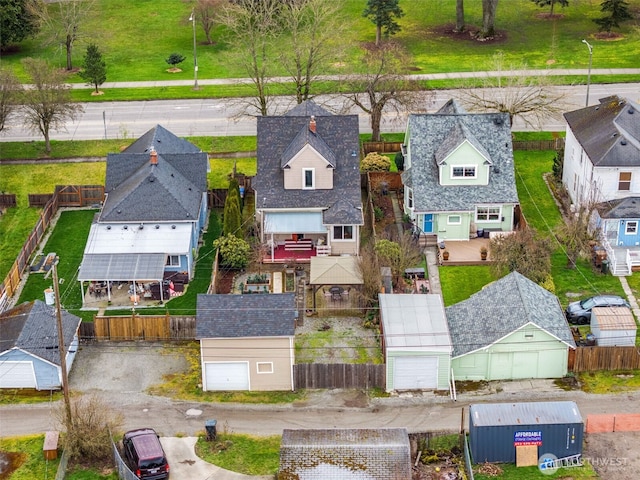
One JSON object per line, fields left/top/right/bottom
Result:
{"left": 374, "top": 206, "right": 384, "bottom": 222}
{"left": 361, "top": 152, "right": 391, "bottom": 172}
{"left": 213, "top": 234, "right": 251, "bottom": 269}
{"left": 166, "top": 53, "right": 186, "bottom": 67}
{"left": 394, "top": 151, "right": 404, "bottom": 171}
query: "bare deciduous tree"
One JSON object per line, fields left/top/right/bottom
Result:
{"left": 457, "top": 53, "right": 568, "bottom": 129}
{"left": 278, "top": 0, "right": 345, "bottom": 104}
{"left": 375, "top": 233, "right": 423, "bottom": 289}
{"left": 21, "top": 58, "right": 83, "bottom": 154}
{"left": 489, "top": 228, "right": 553, "bottom": 284}
{"left": 195, "top": 0, "right": 225, "bottom": 44}
{"left": 29, "top": 0, "right": 96, "bottom": 71}
{"left": 218, "top": 0, "right": 280, "bottom": 116}
{"left": 481, "top": 0, "right": 499, "bottom": 38}
{"left": 342, "top": 43, "right": 426, "bottom": 142}
{"left": 0, "top": 68, "right": 22, "bottom": 132}
{"left": 555, "top": 186, "right": 599, "bottom": 269}
{"left": 356, "top": 243, "right": 382, "bottom": 310}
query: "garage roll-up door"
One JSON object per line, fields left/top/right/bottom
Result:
{"left": 0, "top": 361, "right": 36, "bottom": 388}
{"left": 393, "top": 356, "right": 438, "bottom": 390}
{"left": 204, "top": 362, "right": 249, "bottom": 391}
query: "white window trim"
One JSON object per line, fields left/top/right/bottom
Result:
{"left": 332, "top": 225, "right": 354, "bottom": 242}
{"left": 407, "top": 188, "right": 413, "bottom": 209}
{"left": 166, "top": 255, "right": 180, "bottom": 266}
{"left": 476, "top": 206, "right": 502, "bottom": 223}
{"left": 302, "top": 168, "right": 315, "bottom": 189}
{"left": 451, "top": 165, "right": 477, "bottom": 179}
{"left": 447, "top": 215, "right": 461, "bottom": 225}
{"left": 256, "top": 362, "right": 273, "bottom": 374}
{"left": 619, "top": 172, "right": 632, "bottom": 191}
{"left": 625, "top": 221, "right": 637, "bottom": 235}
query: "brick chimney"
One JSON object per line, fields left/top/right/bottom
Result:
{"left": 150, "top": 149, "right": 158, "bottom": 166}
{"left": 309, "top": 116, "right": 316, "bottom": 134}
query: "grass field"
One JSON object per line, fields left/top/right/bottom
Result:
{"left": 2, "top": 0, "right": 639, "bottom": 85}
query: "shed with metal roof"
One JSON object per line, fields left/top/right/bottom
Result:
{"left": 591, "top": 306, "right": 636, "bottom": 346}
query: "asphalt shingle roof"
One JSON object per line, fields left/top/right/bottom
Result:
{"left": 196, "top": 294, "right": 297, "bottom": 338}
{"left": 445, "top": 272, "right": 576, "bottom": 358}
{"left": 253, "top": 101, "right": 363, "bottom": 226}
{"left": 597, "top": 197, "right": 640, "bottom": 219}
{"left": 563, "top": 95, "right": 640, "bottom": 168}
{"left": 101, "top": 150, "right": 208, "bottom": 223}
{"left": 0, "top": 300, "right": 81, "bottom": 365}
{"left": 402, "top": 105, "right": 518, "bottom": 212}
{"left": 124, "top": 124, "right": 202, "bottom": 154}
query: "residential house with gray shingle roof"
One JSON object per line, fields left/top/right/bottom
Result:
{"left": 77, "top": 125, "right": 208, "bottom": 305}
{"left": 196, "top": 293, "right": 297, "bottom": 391}
{"left": 562, "top": 95, "right": 640, "bottom": 207}
{"left": 401, "top": 99, "right": 519, "bottom": 242}
{"left": 0, "top": 300, "right": 81, "bottom": 390}
{"left": 253, "top": 101, "right": 363, "bottom": 262}
{"left": 445, "top": 272, "right": 576, "bottom": 381}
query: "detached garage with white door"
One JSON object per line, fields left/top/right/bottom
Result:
{"left": 379, "top": 294, "right": 452, "bottom": 392}
{"left": 196, "top": 294, "right": 297, "bottom": 391}
{"left": 0, "top": 300, "right": 81, "bottom": 390}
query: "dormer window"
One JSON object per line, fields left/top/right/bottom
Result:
{"left": 303, "top": 168, "right": 315, "bottom": 189}
{"left": 452, "top": 166, "right": 476, "bottom": 178}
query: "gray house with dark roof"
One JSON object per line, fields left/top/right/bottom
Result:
{"left": 253, "top": 101, "right": 363, "bottom": 262}
{"left": 562, "top": 96, "right": 640, "bottom": 207}
{"left": 196, "top": 294, "right": 297, "bottom": 391}
{"left": 445, "top": 272, "right": 576, "bottom": 381}
{"left": 77, "top": 125, "right": 208, "bottom": 305}
{"left": 0, "top": 300, "right": 81, "bottom": 390}
{"left": 401, "top": 100, "right": 519, "bottom": 242}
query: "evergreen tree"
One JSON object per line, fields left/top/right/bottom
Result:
{"left": 0, "top": 0, "right": 42, "bottom": 52}
{"left": 78, "top": 43, "right": 106, "bottom": 93}
{"left": 530, "top": 0, "right": 569, "bottom": 16}
{"left": 362, "top": 0, "right": 404, "bottom": 46}
{"left": 223, "top": 184, "right": 243, "bottom": 238}
{"left": 594, "top": 0, "right": 632, "bottom": 33}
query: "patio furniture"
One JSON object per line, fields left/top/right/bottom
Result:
{"left": 329, "top": 285, "right": 344, "bottom": 301}
{"left": 284, "top": 239, "right": 314, "bottom": 251}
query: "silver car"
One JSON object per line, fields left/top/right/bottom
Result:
{"left": 565, "top": 295, "right": 630, "bottom": 325}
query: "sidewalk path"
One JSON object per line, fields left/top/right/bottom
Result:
{"left": 68, "top": 68, "right": 640, "bottom": 89}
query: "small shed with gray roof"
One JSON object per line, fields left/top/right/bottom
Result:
{"left": 196, "top": 293, "right": 297, "bottom": 391}
{"left": 379, "top": 294, "right": 452, "bottom": 391}
{"left": 0, "top": 300, "right": 81, "bottom": 390}
{"left": 446, "top": 272, "right": 576, "bottom": 381}
{"left": 279, "top": 428, "right": 411, "bottom": 480}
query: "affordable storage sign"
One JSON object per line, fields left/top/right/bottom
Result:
{"left": 514, "top": 430, "right": 542, "bottom": 446}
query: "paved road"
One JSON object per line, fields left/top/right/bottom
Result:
{"left": 2, "top": 83, "right": 639, "bottom": 143}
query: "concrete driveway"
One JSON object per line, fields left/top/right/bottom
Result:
{"left": 160, "top": 437, "right": 274, "bottom": 480}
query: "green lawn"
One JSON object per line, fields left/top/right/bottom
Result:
{"left": 3, "top": 0, "right": 639, "bottom": 85}
{"left": 0, "top": 435, "right": 61, "bottom": 480}
{"left": 195, "top": 434, "right": 281, "bottom": 476}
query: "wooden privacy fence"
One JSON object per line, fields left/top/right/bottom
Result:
{"left": 86, "top": 315, "right": 196, "bottom": 341}
{"left": 293, "top": 363, "right": 385, "bottom": 390}
{"left": 0, "top": 185, "right": 105, "bottom": 311}
{"left": 363, "top": 141, "right": 403, "bottom": 155}
{"left": 512, "top": 138, "right": 565, "bottom": 151}
{"left": 571, "top": 346, "right": 640, "bottom": 372}
{"left": 0, "top": 193, "right": 17, "bottom": 208}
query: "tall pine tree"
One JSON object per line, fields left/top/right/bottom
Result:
{"left": 594, "top": 0, "right": 632, "bottom": 33}
{"left": 79, "top": 43, "right": 106, "bottom": 93}
{"left": 363, "top": 0, "right": 404, "bottom": 46}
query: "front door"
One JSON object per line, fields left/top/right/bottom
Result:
{"left": 423, "top": 214, "right": 434, "bottom": 234}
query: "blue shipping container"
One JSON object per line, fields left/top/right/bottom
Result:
{"left": 469, "top": 401, "right": 583, "bottom": 464}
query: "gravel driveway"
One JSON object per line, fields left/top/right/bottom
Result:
{"left": 69, "top": 341, "right": 189, "bottom": 393}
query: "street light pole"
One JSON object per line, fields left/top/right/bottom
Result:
{"left": 189, "top": 9, "right": 199, "bottom": 90}
{"left": 582, "top": 39, "right": 593, "bottom": 107}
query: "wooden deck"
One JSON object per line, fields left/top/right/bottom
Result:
{"left": 438, "top": 237, "right": 492, "bottom": 265}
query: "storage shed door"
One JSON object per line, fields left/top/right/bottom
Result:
{"left": 0, "top": 361, "right": 36, "bottom": 388}
{"left": 204, "top": 362, "right": 249, "bottom": 391}
{"left": 393, "top": 356, "right": 438, "bottom": 390}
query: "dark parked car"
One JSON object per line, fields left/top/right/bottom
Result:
{"left": 565, "top": 295, "right": 630, "bottom": 324}
{"left": 123, "top": 428, "right": 170, "bottom": 479}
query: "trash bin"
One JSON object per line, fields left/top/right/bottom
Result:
{"left": 205, "top": 419, "right": 217, "bottom": 441}
{"left": 601, "top": 259, "right": 610, "bottom": 274}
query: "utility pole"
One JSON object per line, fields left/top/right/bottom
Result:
{"left": 582, "top": 39, "right": 593, "bottom": 107}
{"left": 52, "top": 259, "right": 73, "bottom": 430}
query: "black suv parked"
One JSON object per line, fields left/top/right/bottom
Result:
{"left": 123, "top": 428, "right": 170, "bottom": 479}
